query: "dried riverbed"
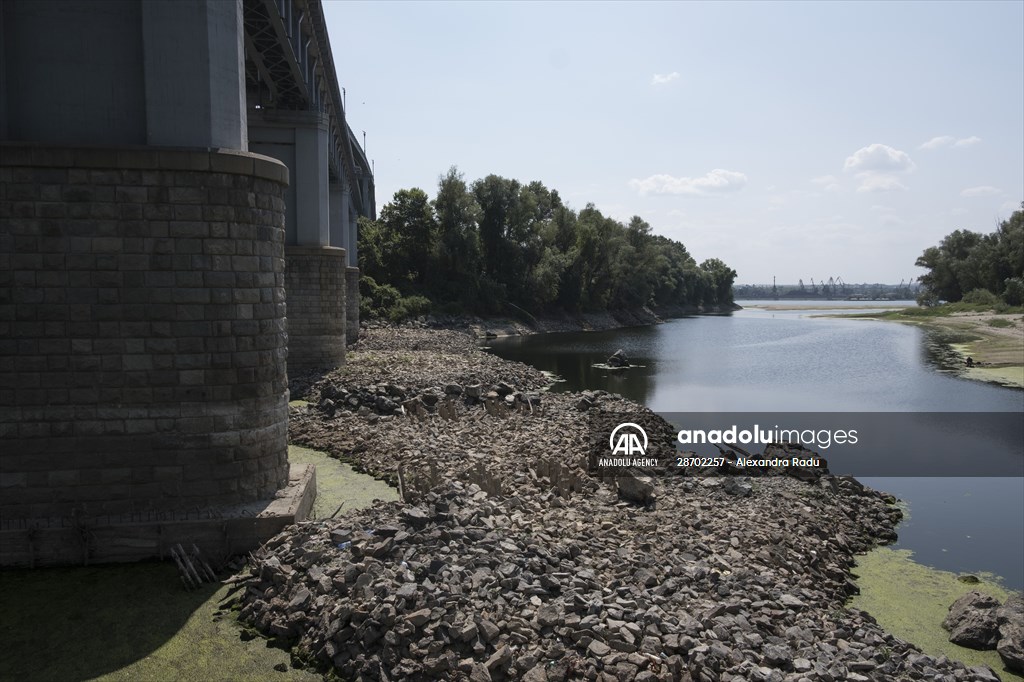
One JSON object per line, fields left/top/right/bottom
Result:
{"left": 233, "top": 328, "right": 1011, "bottom": 681}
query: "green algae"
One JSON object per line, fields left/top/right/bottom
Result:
{"left": 849, "top": 547, "right": 1022, "bottom": 681}
{"left": 0, "top": 446, "right": 397, "bottom": 681}
{"left": 0, "top": 563, "right": 322, "bottom": 682}
{"left": 287, "top": 444, "right": 399, "bottom": 519}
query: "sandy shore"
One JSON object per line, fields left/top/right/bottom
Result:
{"left": 812, "top": 305, "right": 1023, "bottom": 389}
{"left": 887, "top": 312, "right": 1022, "bottom": 389}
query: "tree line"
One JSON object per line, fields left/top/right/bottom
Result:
{"left": 358, "top": 167, "right": 737, "bottom": 320}
{"left": 915, "top": 202, "right": 1024, "bottom": 306}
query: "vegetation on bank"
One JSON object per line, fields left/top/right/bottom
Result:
{"left": 845, "top": 301, "right": 1024, "bottom": 320}
{"left": 915, "top": 203, "right": 1024, "bottom": 307}
{"left": 358, "top": 167, "right": 737, "bottom": 321}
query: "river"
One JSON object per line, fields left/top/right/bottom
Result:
{"left": 484, "top": 301, "right": 1024, "bottom": 589}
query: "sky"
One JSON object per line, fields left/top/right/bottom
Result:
{"left": 322, "top": 1, "right": 1023, "bottom": 285}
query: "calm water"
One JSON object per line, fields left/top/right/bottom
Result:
{"left": 485, "top": 302, "right": 1024, "bottom": 588}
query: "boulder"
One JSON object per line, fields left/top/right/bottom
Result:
{"left": 607, "top": 349, "right": 630, "bottom": 367}
{"left": 997, "top": 594, "right": 1024, "bottom": 673}
{"left": 943, "top": 591, "right": 1001, "bottom": 649}
{"left": 617, "top": 473, "right": 655, "bottom": 506}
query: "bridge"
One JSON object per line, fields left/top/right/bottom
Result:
{"left": 0, "top": 0, "right": 374, "bottom": 564}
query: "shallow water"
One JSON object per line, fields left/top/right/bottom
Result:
{"left": 486, "top": 302, "right": 1024, "bottom": 588}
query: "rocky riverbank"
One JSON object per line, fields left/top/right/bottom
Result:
{"left": 235, "top": 329, "right": 1010, "bottom": 680}
{"left": 356, "top": 303, "right": 740, "bottom": 341}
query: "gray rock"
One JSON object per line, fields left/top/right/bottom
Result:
{"left": 617, "top": 473, "right": 655, "bottom": 506}
{"left": 405, "top": 608, "right": 431, "bottom": 627}
{"left": 478, "top": 619, "right": 500, "bottom": 642}
{"left": 944, "top": 591, "right": 1001, "bottom": 649}
{"left": 485, "top": 645, "right": 512, "bottom": 672}
{"left": 723, "top": 476, "right": 753, "bottom": 497}
{"left": 607, "top": 349, "right": 630, "bottom": 367}
{"left": 997, "top": 594, "right": 1024, "bottom": 672}
{"left": 469, "top": 662, "right": 493, "bottom": 682}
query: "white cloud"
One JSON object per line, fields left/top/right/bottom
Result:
{"left": 954, "top": 135, "right": 982, "bottom": 147}
{"left": 628, "top": 169, "right": 748, "bottom": 196}
{"left": 919, "top": 136, "right": 956, "bottom": 150}
{"left": 650, "top": 72, "right": 680, "bottom": 86}
{"left": 918, "top": 135, "right": 981, "bottom": 150}
{"left": 843, "top": 144, "right": 915, "bottom": 193}
{"left": 844, "top": 144, "right": 916, "bottom": 173}
{"left": 811, "top": 174, "right": 840, "bottom": 191}
{"left": 960, "top": 185, "right": 1001, "bottom": 197}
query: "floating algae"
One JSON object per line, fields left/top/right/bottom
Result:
{"left": 850, "top": 547, "right": 1022, "bottom": 681}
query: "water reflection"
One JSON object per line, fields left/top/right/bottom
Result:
{"left": 486, "top": 310, "right": 1023, "bottom": 413}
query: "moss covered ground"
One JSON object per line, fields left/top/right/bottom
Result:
{"left": 0, "top": 446, "right": 397, "bottom": 682}
{"left": 850, "top": 547, "right": 1023, "bottom": 681}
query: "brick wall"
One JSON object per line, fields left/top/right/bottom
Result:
{"left": 284, "top": 246, "right": 346, "bottom": 370}
{"left": 0, "top": 144, "right": 291, "bottom": 522}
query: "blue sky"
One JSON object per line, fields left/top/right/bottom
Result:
{"left": 323, "top": 1, "right": 1023, "bottom": 284}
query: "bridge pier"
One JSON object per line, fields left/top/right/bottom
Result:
{"left": 0, "top": 0, "right": 306, "bottom": 566}
{"left": 249, "top": 111, "right": 349, "bottom": 370}
{"left": 1, "top": 0, "right": 374, "bottom": 566}
{"left": 0, "top": 144, "right": 294, "bottom": 565}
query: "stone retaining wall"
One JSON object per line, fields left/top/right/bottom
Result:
{"left": 284, "top": 246, "right": 346, "bottom": 370}
{"left": 0, "top": 144, "right": 291, "bottom": 528}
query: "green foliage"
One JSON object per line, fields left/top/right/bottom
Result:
{"left": 916, "top": 203, "right": 1024, "bottom": 304}
{"left": 358, "top": 167, "right": 738, "bottom": 318}
{"left": 359, "top": 276, "right": 401, "bottom": 320}
{"left": 387, "top": 295, "right": 431, "bottom": 322}
{"left": 961, "top": 288, "right": 999, "bottom": 306}
{"left": 1004, "top": 277, "right": 1024, "bottom": 306}
{"left": 359, "top": 277, "right": 433, "bottom": 322}
{"left": 851, "top": 301, "right": 1024, "bottom": 320}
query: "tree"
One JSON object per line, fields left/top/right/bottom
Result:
{"left": 378, "top": 188, "right": 437, "bottom": 290}
{"left": 915, "top": 205, "right": 1023, "bottom": 304}
{"left": 359, "top": 168, "right": 740, "bottom": 319}
{"left": 699, "top": 258, "right": 738, "bottom": 306}
{"left": 433, "top": 167, "right": 482, "bottom": 303}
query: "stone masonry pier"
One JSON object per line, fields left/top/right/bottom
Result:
{"left": 0, "top": 144, "right": 300, "bottom": 565}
